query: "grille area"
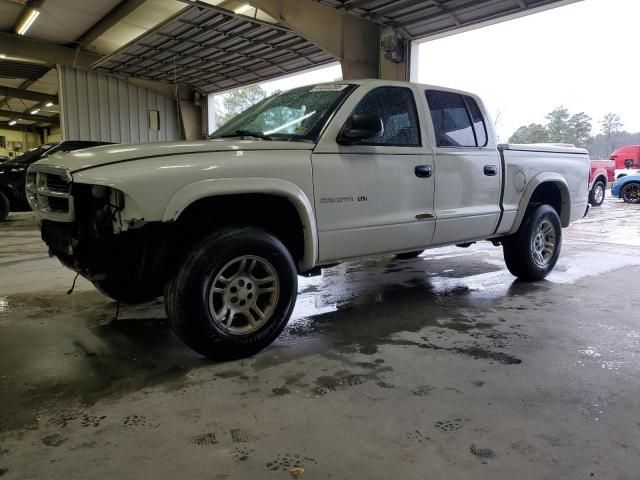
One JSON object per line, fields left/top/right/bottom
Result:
{"left": 45, "top": 174, "right": 71, "bottom": 194}
{"left": 26, "top": 165, "right": 75, "bottom": 222}
{"left": 47, "top": 197, "right": 70, "bottom": 212}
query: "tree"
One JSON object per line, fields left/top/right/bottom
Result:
{"left": 600, "top": 113, "right": 623, "bottom": 156}
{"left": 567, "top": 112, "right": 592, "bottom": 149}
{"left": 219, "top": 85, "right": 269, "bottom": 125}
{"left": 508, "top": 123, "right": 551, "bottom": 144}
{"left": 545, "top": 106, "right": 571, "bottom": 143}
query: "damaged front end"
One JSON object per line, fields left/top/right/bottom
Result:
{"left": 27, "top": 164, "right": 170, "bottom": 292}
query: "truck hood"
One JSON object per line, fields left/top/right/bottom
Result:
{"left": 33, "top": 139, "right": 315, "bottom": 173}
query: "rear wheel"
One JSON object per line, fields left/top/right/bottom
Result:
{"left": 395, "top": 250, "right": 424, "bottom": 259}
{"left": 165, "top": 226, "right": 297, "bottom": 360}
{"left": 589, "top": 180, "right": 606, "bottom": 206}
{"left": 503, "top": 204, "right": 562, "bottom": 281}
{"left": 0, "top": 191, "right": 9, "bottom": 222}
{"left": 621, "top": 182, "right": 640, "bottom": 204}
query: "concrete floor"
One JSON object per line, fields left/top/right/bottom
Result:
{"left": 0, "top": 196, "right": 639, "bottom": 479}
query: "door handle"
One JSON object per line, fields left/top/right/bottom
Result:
{"left": 484, "top": 165, "right": 498, "bottom": 176}
{"left": 415, "top": 165, "right": 433, "bottom": 178}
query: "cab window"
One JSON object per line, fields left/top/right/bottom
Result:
{"left": 425, "top": 90, "right": 488, "bottom": 147}
{"left": 350, "top": 87, "right": 421, "bottom": 146}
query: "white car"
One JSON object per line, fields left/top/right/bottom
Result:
{"left": 27, "top": 80, "right": 590, "bottom": 358}
{"left": 615, "top": 167, "right": 640, "bottom": 180}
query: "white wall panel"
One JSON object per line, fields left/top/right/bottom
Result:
{"left": 58, "top": 66, "right": 182, "bottom": 144}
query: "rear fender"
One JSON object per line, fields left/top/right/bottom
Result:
{"left": 509, "top": 173, "right": 571, "bottom": 234}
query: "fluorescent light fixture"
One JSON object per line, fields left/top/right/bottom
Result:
{"left": 9, "top": 120, "right": 17, "bottom": 126}
{"left": 233, "top": 4, "right": 253, "bottom": 14}
{"left": 45, "top": 102, "right": 53, "bottom": 107}
{"left": 0, "top": 54, "right": 5, "bottom": 59}
{"left": 17, "top": 9, "right": 40, "bottom": 36}
{"left": 31, "top": 108, "right": 40, "bottom": 114}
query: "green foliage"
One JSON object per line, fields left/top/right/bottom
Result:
{"left": 545, "top": 106, "right": 571, "bottom": 143}
{"left": 508, "top": 123, "right": 550, "bottom": 144}
{"left": 600, "top": 112, "right": 623, "bottom": 137}
{"left": 567, "top": 112, "right": 592, "bottom": 149}
{"left": 509, "top": 106, "right": 594, "bottom": 149}
{"left": 219, "top": 85, "right": 269, "bottom": 125}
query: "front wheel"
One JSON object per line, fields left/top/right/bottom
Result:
{"left": 589, "top": 180, "right": 606, "bottom": 206}
{"left": 165, "top": 227, "right": 298, "bottom": 360}
{"left": 503, "top": 204, "right": 562, "bottom": 281}
{"left": 621, "top": 182, "right": 640, "bottom": 204}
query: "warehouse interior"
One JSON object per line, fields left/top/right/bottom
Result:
{"left": 2, "top": 0, "right": 640, "bottom": 479}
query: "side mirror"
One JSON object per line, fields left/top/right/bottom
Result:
{"left": 337, "top": 113, "right": 384, "bottom": 145}
{"left": 625, "top": 159, "right": 634, "bottom": 168}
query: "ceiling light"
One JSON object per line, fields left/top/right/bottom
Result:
{"left": 16, "top": 9, "right": 40, "bottom": 36}
{"left": 0, "top": 54, "right": 5, "bottom": 59}
{"left": 31, "top": 108, "right": 40, "bottom": 114}
{"left": 9, "top": 120, "right": 17, "bottom": 126}
{"left": 233, "top": 4, "right": 253, "bottom": 14}
{"left": 45, "top": 102, "right": 53, "bottom": 107}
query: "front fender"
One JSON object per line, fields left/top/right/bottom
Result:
{"left": 509, "top": 172, "right": 571, "bottom": 234}
{"left": 163, "top": 177, "right": 318, "bottom": 270}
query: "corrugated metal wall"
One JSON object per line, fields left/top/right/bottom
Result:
{"left": 58, "top": 66, "right": 182, "bottom": 144}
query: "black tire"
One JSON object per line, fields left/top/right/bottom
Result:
{"left": 165, "top": 226, "right": 298, "bottom": 360}
{"left": 0, "top": 191, "right": 9, "bottom": 222}
{"left": 93, "top": 276, "right": 161, "bottom": 304}
{"left": 589, "top": 180, "right": 606, "bottom": 207}
{"left": 621, "top": 182, "right": 640, "bottom": 204}
{"left": 503, "top": 204, "right": 562, "bottom": 281}
{"left": 395, "top": 250, "right": 424, "bottom": 259}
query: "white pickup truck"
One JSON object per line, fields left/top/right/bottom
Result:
{"left": 27, "top": 80, "right": 590, "bottom": 359}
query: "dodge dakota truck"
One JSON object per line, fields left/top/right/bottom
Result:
{"left": 27, "top": 80, "right": 590, "bottom": 359}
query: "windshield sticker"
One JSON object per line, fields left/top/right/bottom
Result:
{"left": 310, "top": 84, "right": 349, "bottom": 92}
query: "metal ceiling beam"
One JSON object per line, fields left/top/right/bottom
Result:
{"left": 0, "top": 86, "right": 57, "bottom": 104}
{"left": 247, "top": 0, "right": 380, "bottom": 79}
{"left": 0, "top": 109, "right": 58, "bottom": 123}
{"left": 0, "top": 122, "right": 45, "bottom": 134}
{"left": 0, "top": 32, "right": 102, "bottom": 69}
{"left": 76, "top": 0, "right": 147, "bottom": 47}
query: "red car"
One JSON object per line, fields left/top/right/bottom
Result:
{"left": 588, "top": 159, "right": 615, "bottom": 206}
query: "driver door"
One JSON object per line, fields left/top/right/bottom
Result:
{"left": 312, "top": 85, "right": 436, "bottom": 263}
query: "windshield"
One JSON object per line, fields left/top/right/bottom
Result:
{"left": 10, "top": 144, "right": 55, "bottom": 164}
{"left": 211, "top": 84, "right": 355, "bottom": 142}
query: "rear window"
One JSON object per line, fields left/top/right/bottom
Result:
{"left": 425, "top": 90, "right": 488, "bottom": 147}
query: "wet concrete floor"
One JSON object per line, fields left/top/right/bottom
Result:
{"left": 0, "top": 197, "right": 639, "bottom": 479}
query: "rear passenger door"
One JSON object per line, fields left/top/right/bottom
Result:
{"left": 423, "top": 90, "right": 502, "bottom": 245}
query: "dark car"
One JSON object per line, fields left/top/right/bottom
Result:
{"left": 0, "top": 141, "right": 112, "bottom": 221}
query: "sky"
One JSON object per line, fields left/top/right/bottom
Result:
{"left": 211, "top": 0, "right": 639, "bottom": 140}
{"left": 415, "top": 0, "right": 640, "bottom": 141}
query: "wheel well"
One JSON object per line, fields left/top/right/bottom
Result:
{"left": 594, "top": 175, "right": 607, "bottom": 187}
{"left": 176, "top": 194, "right": 305, "bottom": 263}
{"left": 529, "top": 182, "right": 562, "bottom": 214}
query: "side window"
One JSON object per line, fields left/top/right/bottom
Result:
{"left": 425, "top": 90, "right": 485, "bottom": 147}
{"left": 464, "top": 95, "right": 488, "bottom": 147}
{"left": 350, "top": 87, "right": 421, "bottom": 146}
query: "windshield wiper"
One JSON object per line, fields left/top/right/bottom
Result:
{"left": 217, "top": 129, "right": 272, "bottom": 141}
